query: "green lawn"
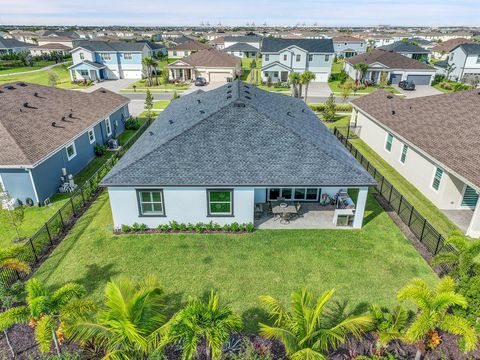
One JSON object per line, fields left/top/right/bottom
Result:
{"left": 123, "top": 79, "right": 190, "bottom": 92}
{"left": 34, "top": 190, "right": 437, "bottom": 331}
{"left": 0, "top": 60, "right": 56, "bottom": 75}
{"left": 240, "top": 58, "right": 261, "bottom": 84}
{"left": 0, "top": 62, "right": 87, "bottom": 89}
{"left": 325, "top": 116, "right": 459, "bottom": 237}
{"left": 153, "top": 100, "right": 171, "bottom": 109}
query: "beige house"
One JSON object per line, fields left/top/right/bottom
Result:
{"left": 30, "top": 43, "right": 71, "bottom": 56}
{"left": 350, "top": 90, "right": 480, "bottom": 237}
{"left": 167, "top": 40, "right": 211, "bottom": 59}
{"left": 430, "top": 38, "right": 475, "bottom": 60}
{"left": 168, "top": 48, "right": 241, "bottom": 83}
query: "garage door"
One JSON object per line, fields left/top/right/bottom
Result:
{"left": 122, "top": 70, "right": 142, "bottom": 79}
{"left": 390, "top": 73, "right": 403, "bottom": 84}
{"left": 313, "top": 72, "right": 329, "bottom": 82}
{"left": 209, "top": 72, "right": 231, "bottom": 82}
{"left": 406, "top": 74, "right": 432, "bottom": 85}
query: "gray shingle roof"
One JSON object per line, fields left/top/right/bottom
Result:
{"left": 223, "top": 43, "right": 259, "bottom": 52}
{"left": 224, "top": 35, "right": 262, "bottom": 43}
{"left": 74, "top": 40, "right": 148, "bottom": 52}
{"left": 379, "top": 41, "right": 430, "bottom": 54}
{"left": 0, "top": 38, "right": 31, "bottom": 49}
{"left": 261, "top": 38, "right": 334, "bottom": 53}
{"left": 452, "top": 43, "right": 480, "bottom": 55}
{"left": 101, "top": 81, "right": 375, "bottom": 188}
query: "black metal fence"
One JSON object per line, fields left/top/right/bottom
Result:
{"left": 0, "top": 119, "right": 152, "bottom": 287}
{"left": 333, "top": 127, "right": 455, "bottom": 271}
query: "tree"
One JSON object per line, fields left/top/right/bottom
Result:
{"left": 353, "top": 63, "right": 369, "bottom": 84}
{"left": 142, "top": 56, "right": 155, "bottom": 86}
{"left": 68, "top": 277, "right": 166, "bottom": 359}
{"left": 370, "top": 304, "right": 409, "bottom": 350}
{"left": 150, "top": 57, "right": 159, "bottom": 85}
{"left": 445, "top": 63, "right": 456, "bottom": 80}
{"left": 162, "top": 290, "right": 241, "bottom": 360}
{"left": 0, "top": 206, "right": 25, "bottom": 242}
{"left": 0, "top": 279, "right": 93, "bottom": 355}
{"left": 0, "top": 281, "right": 25, "bottom": 358}
{"left": 259, "top": 288, "right": 372, "bottom": 359}
{"left": 340, "top": 81, "right": 352, "bottom": 102}
{"left": 249, "top": 59, "right": 257, "bottom": 83}
{"left": 161, "top": 68, "right": 169, "bottom": 88}
{"left": 145, "top": 89, "right": 154, "bottom": 121}
{"left": 433, "top": 230, "right": 480, "bottom": 278}
{"left": 48, "top": 70, "right": 59, "bottom": 87}
{"left": 378, "top": 71, "right": 388, "bottom": 88}
{"left": 398, "top": 277, "right": 478, "bottom": 360}
{"left": 300, "top": 71, "right": 316, "bottom": 103}
{"left": 288, "top": 72, "right": 301, "bottom": 98}
{"left": 322, "top": 93, "right": 336, "bottom": 122}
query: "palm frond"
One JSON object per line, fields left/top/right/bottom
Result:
{"left": 404, "top": 311, "right": 435, "bottom": 343}
{"left": 0, "top": 259, "right": 30, "bottom": 274}
{"left": 26, "top": 278, "right": 47, "bottom": 302}
{"left": 397, "top": 278, "right": 432, "bottom": 309}
{"left": 34, "top": 314, "right": 55, "bottom": 353}
{"left": 316, "top": 314, "right": 372, "bottom": 351}
{"left": 259, "top": 295, "right": 290, "bottom": 326}
{"left": 290, "top": 347, "right": 326, "bottom": 360}
{"left": 259, "top": 323, "right": 299, "bottom": 354}
{"left": 52, "top": 282, "right": 86, "bottom": 308}
{"left": 432, "top": 292, "right": 467, "bottom": 311}
{"left": 0, "top": 305, "right": 29, "bottom": 331}
{"left": 435, "top": 276, "right": 456, "bottom": 294}
{"left": 440, "top": 314, "right": 479, "bottom": 352}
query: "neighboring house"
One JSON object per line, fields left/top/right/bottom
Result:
{"left": 0, "top": 82, "right": 129, "bottom": 205}
{"left": 30, "top": 43, "right": 71, "bottom": 57}
{"left": 332, "top": 36, "right": 366, "bottom": 58}
{"left": 223, "top": 42, "right": 259, "bottom": 58}
{"left": 223, "top": 35, "right": 262, "bottom": 50}
{"left": 209, "top": 36, "right": 225, "bottom": 50}
{"left": 68, "top": 41, "right": 165, "bottom": 81}
{"left": 365, "top": 34, "right": 394, "bottom": 48}
{"left": 408, "top": 38, "right": 435, "bottom": 49}
{"left": 167, "top": 35, "right": 198, "bottom": 46}
{"left": 167, "top": 48, "right": 241, "bottom": 82}
{"left": 443, "top": 44, "right": 480, "bottom": 83}
{"left": 260, "top": 38, "right": 334, "bottom": 83}
{"left": 101, "top": 81, "right": 375, "bottom": 229}
{"left": 344, "top": 49, "right": 436, "bottom": 85}
{"left": 378, "top": 41, "right": 430, "bottom": 61}
{"left": 6, "top": 30, "right": 38, "bottom": 44}
{"left": 430, "top": 38, "right": 474, "bottom": 60}
{"left": 351, "top": 89, "right": 480, "bottom": 237}
{"left": 0, "top": 38, "right": 31, "bottom": 54}
{"left": 167, "top": 40, "right": 211, "bottom": 59}
{"left": 37, "top": 36, "right": 80, "bottom": 48}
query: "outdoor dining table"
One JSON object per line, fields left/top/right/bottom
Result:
{"left": 271, "top": 201, "right": 298, "bottom": 224}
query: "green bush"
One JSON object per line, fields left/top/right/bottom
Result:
{"left": 121, "top": 224, "right": 132, "bottom": 233}
{"left": 131, "top": 222, "right": 148, "bottom": 231}
{"left": 125, "top": 118, "right": 142, "bottom": 130}
{"left": 153, "top": 221, "right": 255, "bottom": 233}
{"left": 432, "top": 74, "right": 445, "bottom": 86}
{"left": 454, "top": 274, "right": 480, "bottom": 332}
{"left": 309, "top": 103, "right": 353, "bottom": 112}
{"left": 94, "top": 143, "right": 107, "bottom": 157}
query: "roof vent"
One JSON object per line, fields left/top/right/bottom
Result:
{"left": 4, "top": 85, "right": 15, "bottom": 90}
{"left": 149, "top": 131, "right": 154, "bottom": 136}
{"left": 199, "top": 110, "right": 205, "bottom": 114}
{"left": 391, "top": 110, "right": 396, "bottom": 115}
{"left": 23, "top": 102, "right": 37, "bottom": 109}
{"left": 244, "top": 90, "right": 250, "bottom": 95}
{"left": 245, "top": 96, "right": 251, "bottom": 100}
{"left": 0, "top": 90, "right": 3, "bottom": 94}
{"left": 51, "top": 122, "right": 64, "bottom": 128}
{"left": 99, "top": 89, "right": 106, "bottom": 93}
{"left": 16, "top": 82, "right": 27, "bottom": 87}
{"left": 387, "top": 95, "right": 393, "bottom": 99}
{"left": 244, "top": 84, "right": 250, "bottom": 89}
{"left": 227, "top": 95, "right": 232, "bottom": 99}
{"left": 287, "top": 111, "right": 294, "bottom": 117}
{"left": 168, "top": 120, "right": 174, "bottom": 125}
{"left": 227, "top": 90, "right": 232, "bottom": 94}
{"left": 197, "top": 99, "right": 201, "bottom": 104}
{"left": 302, "top": 108, "right": 306, "bottom": 113}
{"left": 233, "top": 101, "right": 245, "bottom": 107}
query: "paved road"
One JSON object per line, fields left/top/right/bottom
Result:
{"left": 0, "top": 61, "right": 69, "bottom": 77}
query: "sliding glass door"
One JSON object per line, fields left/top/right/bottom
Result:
{"left": 267, "top": 188, "right": 320, "bottom": 202}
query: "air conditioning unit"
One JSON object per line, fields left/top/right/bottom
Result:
{"left": 108, "top": 138, "right": 119, "bottom": 149}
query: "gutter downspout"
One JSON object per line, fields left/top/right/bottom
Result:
{"left": 27, "top": 169, "right": 40, "bottom": 205}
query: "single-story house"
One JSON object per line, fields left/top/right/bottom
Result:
{"left": 0, "top": 38, "right": 31, "bottom": 54}
{"left": 351, "top": 89, "right": 480, "bottom": 237}
{"left": 223, "top": 42, "right": 259, "bottom": 58}
{"left": 332, "top": 36, "right": 366, "bottom": 58}
{"left": 30, "top": 43, "right": 71, "bottom": 57}
{"left": 167, "top": 48, "right": 241, "bottom": 82}
{"left": 378, "top": 41, "right": 430, "bottom": 61}
{"left": 37, "top": 36, "right": 80, "bottom": 49}
{"left": 223, "top": 35, "right": 262, "bottom": 51}
{"left": 167, "top": 40, "right": 211, "bottom": 59}
{"left": 0, "top": 82, "right": 129, "bottom": 205}
{"left": 344, "top": 49, "right": 436, "bottom": 85}
{"left": 101, "top": 81, "right": 375, "bottom": 229}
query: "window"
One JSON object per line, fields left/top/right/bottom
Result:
{"left": 138, "top": 190, "right": 164, "bottom": 215}
{"left": 296, "top": 54, "right": 301, "bottom": 62}
{"left": 324, "top": 55, "right": 330, "bottom": 62}
{"left": 432, "top": 167, "right": 443, "bottom": 191}
{"left": 79, "top": 52, "right": 84, "bottom": 60}
{"left": 65, "top": 142, "right": 77, "bottom": 160}
{"left": 87, "top": 128, "right": 95, "bottom": 144}
{"left": 104, "top": 118, "right": 112, "bottom": 136}
{"left": 385, "top": 133, "right": 393, "bottom": 152}
{"left": 283, "top": 54, "right": 287, "bottom": 61}
{"left": 400, "top": 144, "right": 408, "bottom": 164}
{"left": 173, "top": 50, "right": 177, "bottom": 56}
{"left": 207, "top": 190, "right": 233, "bottom": 216}
{"left": 184, "top": 51, "right": 189, "bottom": 56}
{"left": 123, "top": 52, "right": 132, "bottom": 60}
{"left": 239, "top": 51, "right": 243, "bottom": 57}
{"left": 308, "top": 54, "right": 313, "bottom": 61}
{"left": 449, "top": 53, "right": 454, "bottom": 61}
{"left": 477, "top": 55, "right": 480, "bottom": 64}
{"left": 100, "top": 52, "right": 111, "bottom": 60}
{"left": 268, "top": 188, "right": 319, "bottom": 201}
{"left": 273, "top": 71, "right": 279, "bottom": 78}
{"left": 79, "top": 70, "right": 89, "bottom": 77}
{"left": 264, "top": 54, "right": 269, "bottom": 61}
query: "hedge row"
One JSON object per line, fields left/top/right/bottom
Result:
{"left": 120, "top": 221, "right": 255, "bottom": 234}
{"left": 309, "top": 103, "right": 353, "bottom": 112}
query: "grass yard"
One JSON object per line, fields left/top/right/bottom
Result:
{"left": 0, "top": 60, "right": 56, "bottom": 75}
{"left": 153, "top": 100, "right": 171, "bottom": 109}
{"left": 35, "top": 190, "right": 437, "bottom": 331}
{"left": 325, "top": 116, "right": 459, "bottom": 237}
{"left": 123, "top": 79, "right": 190, "bottom": 93}
{"left": 0, "top": 62, "right": 87, "bottom": 89}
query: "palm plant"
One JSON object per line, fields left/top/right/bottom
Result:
{"left": 249, "top": 59, "right": 257, "bottom": 83}
{"left": 150, "top": 57, "right": 159, "bottom": 85}
{"left": 353, "top": 63, "right": 369, "bottom": 84}
{"left": 300, "top": 71, "right": 316, "bottom": 103}
{"left": 162, "top": 290, "right": 242, "bottom": 360}
{"left": 142, "top": 56, "right": 155, "bottom": 86}
{"left": 288, "top": 72, "right": 301, "bottom": 98}
{"left": 432, "top": 230, "right": 480, "bottom": 278}
{"left": 398, "top": 277, "right": 478, "bottom": 360}
{"left": 369, "top": 304, "right": 409, "bottom": 350}
{"left": 67, "top": 276, "right": 166, "bottom": 359}
{"left": 0, "top": 278, "right": 92, "bottom": 355}
{"left": 259, "top": 288, "right": 372, "bottom": 359}
{"left": 0, "top": 281, "right": 25, "bottom": 358}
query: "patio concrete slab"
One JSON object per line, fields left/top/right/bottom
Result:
{"left": 442, "top": 209, "right": 474, "bottom": 233}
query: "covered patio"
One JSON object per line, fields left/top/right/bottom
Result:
{"left": 68, "top": 61, "right": 106, "bottom": 82}
{"left": 167, "top": 61, "right": 195, "bottom": 82}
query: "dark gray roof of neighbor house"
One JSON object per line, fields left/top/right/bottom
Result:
{"left": 224, "top": 35, "right": 262, "bottom": 43}
{"left": 138, "top": 40, "right": 166, "bottom": 50}
{"left": 101, "top": 80, "right": 375, "bottom": 188}
{"left": 74, "top": 40, "right": 149, "bottom": 52}
{"left": 346, "top": 49, "right": 435, "bottom": 70}
{"left": 351, "top": 89, "right": 480, "bottom": 189}
{"left": 379, "top": 41, "right": 430, "bottom": 54}
{"left": 434, "top": 59, "right": 448, "bottom": 68}
{"left": 408, "top": 38, "right": 433, "bottom": 46}
{"left": 261, "top": 38, "right": 334, "bottom": 53}
{"left": 223, "top": 43, "right": 259, "bottom": 52}
{"left": 452, "top": 43, "right": 480, "bottom": 55}
{"left": 0, "top": 38, "right": 31, "bottom": 49}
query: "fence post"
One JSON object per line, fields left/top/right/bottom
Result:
{"left": 397, "top": 195, "right": 403, "bottom": 214}
{"left": 70, "top": 198, "right": 76, "bottom": 216}
{"left": 58, "top": 210, "right": 65, "bottom": 229}
{"left": 434, "top": 234, "right": 442, "bottom": 255}
{"left": 80, "top": 187, "right": 85, "bottom": 205}
{"left": 373, "top": 168, "right": 377, "bottom": 180}
{"left": 366, "top": 162, "right": 370, "bottom": 172}
{"left": 388, "top": 185, "right": 393, "bottom": 203}
{"left": 408, "top": 206, "right": 414, "bottom": 227}
{"left": 29, "top": 238, "right": 38, "bottom": 262}
{"left": 45, "top": 222, "right": 53, "bottom": 245}
{"left": 380, "top": 176, "right": 384, "bottom": 194}
{"left": 420, "top": 218, "right": 427, "bottom": 242}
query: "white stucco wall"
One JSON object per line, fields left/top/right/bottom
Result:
{"left": 107, "top": 186, "right": 255, "bottom": 229}
{"left": 353, "top": 109, "right": 468, "bottom": 210}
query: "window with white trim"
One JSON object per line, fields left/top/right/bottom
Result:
{"left": 400, "top": 144, "right": 408, "bottom": 164}
{"left": 80, "top": 70, "right": 89, "bottom": 77}
{"left": 79, "top": 52, "right": 84, "bottom": 60}
{"left": 296, "top": 54, "right": 301, "bottom": 62}
{"left": 325, "top": 55, "right": 330, "bottom": 62}
{"left": 138, "top": 190, "right": 164, "bottom": 215}
{"left": 385, "top": 133, "right": 393, "bottom": 152}
{"left": 87, "top": 128, "right": 95, "bottom": 144}
{"left": 264, "top": 54, "right": 269, "bottom": 61}
{"left": 308, "top": 54, "right": 313, "bottom": 61}
{"left": 105, "top": 118, "right": 112, "bottom": 136}
{"left": 65, "top": 142, "right": 77, "bottom": 161}
{"left": 100, "top": 52, "right": 111, "bottom": 60}
{"left": 432, "top": 167, "right": 443, "bottom": 191}
{"left": 173, "top": 50, "right": 177, "bottom": 56}
{"left": 207, "top": 189, "right": 233, "bottom": 216}
{"left": 123, "top": 52, "right": 132, "bottom": 60}
{"left": 283, "top": 54, "right": 287, "bottom": 61}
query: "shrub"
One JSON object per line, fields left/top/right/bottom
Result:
{"left": 169, "top": 220, "right": 180, "bottom": 231}
{"left": 432, "top": 74, "right": 445, "bottom": 86}
{"left": 94, "top": 143, "right": 107, "bottom": 156}
{"left": 454, "top": 274, "right": 480, "bottom": 332}
{"left": 439, "top": 81, "right": 453, "bottom": 90}
{"left": 121, "top": 224, "right": 132, "bottom": 233}
{"left": 126, "top": 221, "right": 255, "bottom": 233}
{"left": 338, "top": 70, "right": 349, "bottom": 84}
{"left": 194, "top": 222, "right": 205, "bottom": 233}
{"left": 309, "top": 103, "right": 353, "bottom": 112}
{"left": 125, "top": 118, "right": 142, "bottom": 130}
{"left": 131, "top": 222, "right": 148, "bottom": 231}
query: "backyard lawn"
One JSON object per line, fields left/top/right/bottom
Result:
{"left": 34, "top": 190, "right": 437, "bottom": 331}
{"left": 0, "top": 60, "right": 56, "bottom": 75}
{"left": 324, "top": 116, "right": 459, "bottom": 237}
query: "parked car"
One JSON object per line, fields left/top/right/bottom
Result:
{"left": 399, "top": 80, "right": 416, "bottom": 90}
{"left": 195, "top": 77, "right": 207, "bottom": 86}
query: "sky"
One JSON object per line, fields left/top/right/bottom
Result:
{"left": 0, "top": 0, "right": 479, "bottom": 27}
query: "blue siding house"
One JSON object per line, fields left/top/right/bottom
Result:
{"left": 0, "top": 38, "right": 31, "bottom": 54}
{"left": 0, "top": 82, "right": 129, "bottom": 206}
{"left": 332, "top": 36, "right": 366, "bottom": 58}
{"left": 68, "top": 41, "right": 167, "bottom": 80}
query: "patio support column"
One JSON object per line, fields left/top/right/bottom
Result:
{"left": 466, "top": 201, "right": 480, "bottom": 238}
{"left": 69, "top": 69, "right": 74, "bottom": 81}
{"left": 353, "top": 187, "right": 368, "bottom": 229}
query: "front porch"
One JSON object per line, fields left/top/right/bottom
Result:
{"left": 68, "top": 61, "right": 107, "bottom": 82}
{"left": 168, "top": 64, "right": 195, "bottom": 82}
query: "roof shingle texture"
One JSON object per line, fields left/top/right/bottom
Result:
{"left": 379, "top": 41, "right": 430, "bottom": 54}
{"left": 431, "top": 38, "right": 474, "bottom": 53}
{"left": 346, "top": 49, "right": 435, "bottom": 70}
{"left": 169, "top": 40, "right": 211, "bottom": 51}
{"left": 170, "top": 48, "right": 241, "bottom": 68}
{"left": 0, "top": 83, "right": 129, "bottom": 166}
{"left": 351, "top": 90, "right": 480, "bottom": 189}
{"left": 261, "top": 38, "right": 334, "bottom": 53}
{"left": 332, "top": 36, "right": 364, "bottom": 43}
{"left": 223, "top": 43, "right": 259, "bottom": 52}
{"left": 75, "top": 41, "right": 148, "bottom": 52}
{"left": 101, "top": 81, "right": 375, "bottom": 187}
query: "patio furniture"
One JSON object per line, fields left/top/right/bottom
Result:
{"left": 254, "top": 203, "right": 264, "bottom": 219}
{"left": 272, "top": 202, "right": 298, "bottom": 224}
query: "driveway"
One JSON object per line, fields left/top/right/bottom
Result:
{"left": 393, "top": 85, "right": 443, "bottom": 99}
{"left": 305, "top": 82, "right": 332, "bottom": 97}
{"left": 183, "top": 81, "right": 226, "bottom": 94}
{"left": 81, "top": 79, "right": 137, "bottom": 93}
